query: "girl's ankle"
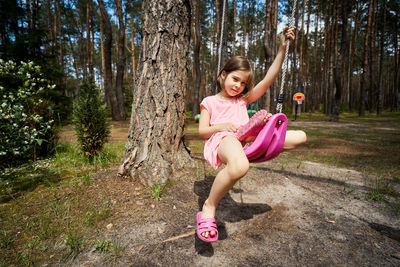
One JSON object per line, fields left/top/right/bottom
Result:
{"left": 202, "top": 200, "right": 216, "bottom": 215}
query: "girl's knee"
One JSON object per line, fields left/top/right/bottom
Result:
{"left": 227, "top": 157, "right": 249, "bottom": 180}
{"left": 284, "top": 130, "right": 307, "bottom": 150}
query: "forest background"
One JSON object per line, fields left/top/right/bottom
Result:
{"left": 1, "top": 0, "right": 399, "bottom": 125}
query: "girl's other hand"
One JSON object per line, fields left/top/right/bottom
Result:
{"left": 217, "top": 123, "right": 238, "bottom": 132}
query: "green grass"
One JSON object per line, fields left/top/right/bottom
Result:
{"left": 0, "top": 141, "right": 124, "bottom": 265}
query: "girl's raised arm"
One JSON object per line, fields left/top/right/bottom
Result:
{"left": 246, "top": 26, "right": 296, "bottom": 105}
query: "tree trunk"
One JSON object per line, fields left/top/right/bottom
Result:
{"left": 192, "top": 0, "right": 201, "bottom": 118}
{"left": 377, "top": 0, "right": 386, "bottom": 115}
{"left": 115, "top": 0, "right": 127, "bottom": 120}
{"left": 298, "top": 0, "right": 306, "bottom": 113}
{"left": 347, "top": 4, "right": 358, "bottom": 113}
{"left": 216, "top": 0, "right": 228, "bottom": 73}
{"left": 98, "top": 9, "right": 108, "bottom": 104}
{"left": 98, "top": 0, "right": 123, "bottom": 121}
{"left": 331, "top": 0, "right": 347, "bottom": 122}
{"left": 89, "top": 0, "right": 95, "bottom": 78}
{"left": 118, "top": 0, "right": 194, "bottom": 186}
{"left": 128, "top": 0, "right": 136, "bottom": 82}
{"left": 263, "top": 0, "right": 272, "bottom": 111}
{"left": 241, "top": 1, "right": 246, "bottom": 56}
{"left": 311, "top": 3, "right": 318, "bottom": 112}
{"left": 368, "top": 0, "right": 377, "bottom": 113}
{"left": 86, "top": 0, "right": 91, "bottom": 77}
{"left": 271, "top": 0, "right": 278, "bottom": 112}
{"left": 359, "top": 0, "right": 373, "bottom": 116}
{"left": 394, "top": 17, "right": 399, "bottom": 112}
{"left": 291, "top": 0, "right": 299, "bottom": 115}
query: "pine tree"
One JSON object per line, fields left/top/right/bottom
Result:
{"left": 72, "top": 78, "right": 111, "bottom": 161}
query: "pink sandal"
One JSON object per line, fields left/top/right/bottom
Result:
{"left": 196, "top": 212, "right": 218, "bottom": 242}
{"left": 235, "top": 110, "right": 268, "bottom": 141}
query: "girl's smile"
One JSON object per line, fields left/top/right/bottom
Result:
{"left": 220, "top": 70, "right": 250, "bottom": 98}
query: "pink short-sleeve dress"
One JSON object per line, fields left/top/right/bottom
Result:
{"left": 200, "top": 95, "right": 249, "bottom": 169}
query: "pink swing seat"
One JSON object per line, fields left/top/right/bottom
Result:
{"left": 237, "top": 111, "right": 287, "bottom": 163}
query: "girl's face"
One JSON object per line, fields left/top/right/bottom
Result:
{"left": 221, "top": 70, "right": 250, "bottom": 97}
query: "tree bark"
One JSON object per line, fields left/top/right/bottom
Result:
{"left": 115, "top": 0, "right": 127, "bottom": 120}
{"left": 118, "top": 0, "right": 194, "bottom": 186}
{"left": 128, "top": 0, "right": 136, "bottom": 82}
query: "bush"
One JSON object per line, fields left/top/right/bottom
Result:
{"left": 72, "top": 78, "right": 111, "bottom": 161}
{"left": 0, "top": 60, "right": 57, "bottom": 168}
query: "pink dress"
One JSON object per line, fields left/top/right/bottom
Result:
{"left": 200, "top": 95, "right": 249, "bottom": 169}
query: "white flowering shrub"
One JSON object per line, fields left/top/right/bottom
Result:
{"left": 0, "top": 60, "right": 56, "bottom": 167}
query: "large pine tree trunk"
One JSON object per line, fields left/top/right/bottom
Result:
{"left": 118, "top": 0, "right": 194, "bottom": 186}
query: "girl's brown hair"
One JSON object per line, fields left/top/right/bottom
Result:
{"left": 217, "top": 56, "right": 254, "bottom": 97}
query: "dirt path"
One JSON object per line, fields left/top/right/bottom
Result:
{"left": 72, "top": 155, "right": 400, "bottom": 266}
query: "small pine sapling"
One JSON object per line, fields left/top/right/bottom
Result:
{"left": 72, "top": 78, "right": 111, "bottom": 161}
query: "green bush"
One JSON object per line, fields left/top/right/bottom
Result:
{"left": 72, "top": 78, "right": 111, "bottom": 161}
{"left": 0, "top": 60, "right": 56, "bottom": 168}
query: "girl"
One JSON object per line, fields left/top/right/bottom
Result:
{"left": 197, "top": 26, "right": 306, "bottom": 242}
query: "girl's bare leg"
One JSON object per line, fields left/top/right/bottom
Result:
{"left": 283, "top": 130, "right": 307, "bottom": 150}
{"left": 201, "top": 136, "right": 249, "bottom": 238}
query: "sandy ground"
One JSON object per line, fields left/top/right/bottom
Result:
{"left": 71, "top": 155, "right": 400, "bottom": 266}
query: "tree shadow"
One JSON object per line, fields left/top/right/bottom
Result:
{"left": 193, "top": 175, "right": 272, "bottom": 256}
{"left": 0, "top": 167, "right": 62, "bottom": 203}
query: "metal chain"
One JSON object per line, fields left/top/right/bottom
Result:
{"left": 217, "top": 0, "right": 226, "bottom": 75}
{"left": 276, "top": 0, "right": 298, "bottom": 113}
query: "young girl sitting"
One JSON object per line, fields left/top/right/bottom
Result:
{"left": 197, "top": 26, "right": 306, "bottom": 242}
